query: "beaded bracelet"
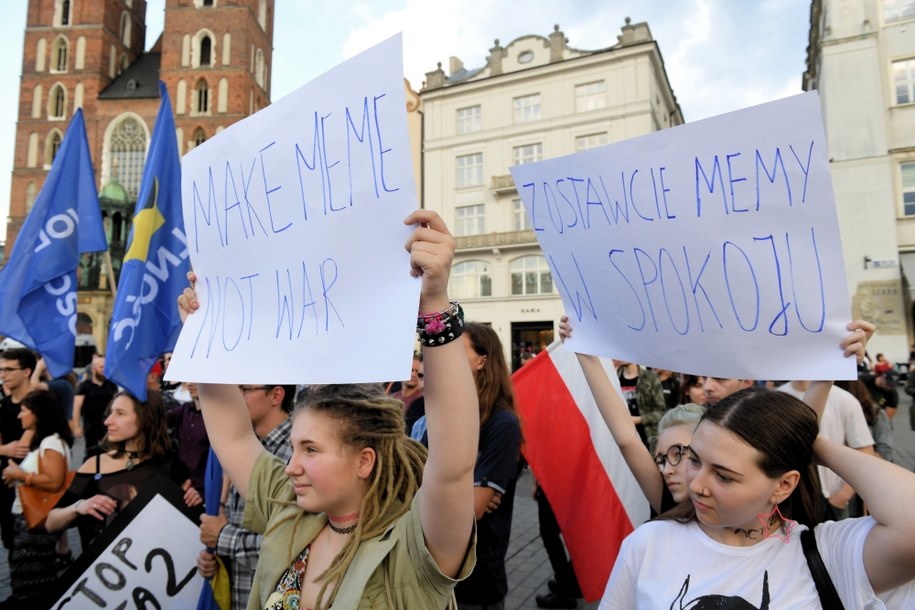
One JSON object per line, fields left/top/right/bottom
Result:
{"left": 417, "top": 301, "right": 464, "bottom": 347}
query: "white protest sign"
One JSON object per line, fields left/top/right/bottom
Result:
{"left": 168, "top": 34, "right": 420, "bottom": 384}
{"left": 510, "top": 92, "right": 854, "bottom": 380}
{"left": 52, "top": 494, "right": 204, "bottom": 609}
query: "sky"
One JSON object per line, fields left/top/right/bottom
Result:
{"left": 0, "top": 0, "right": 812, "bottom": 239}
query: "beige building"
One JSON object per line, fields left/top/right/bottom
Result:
{"left": 804, "top": 0, "right": 915, "bottom": 363}
{"left": 421, "top": 20, "right": 682, "bottom": 369}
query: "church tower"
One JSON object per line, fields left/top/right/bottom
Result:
{"left": 4, "top": 0, "right": 275, "bottom": 352}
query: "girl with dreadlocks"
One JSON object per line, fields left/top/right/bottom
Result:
{"left": 179, "top": 210, "right": 478, "bottom": 610}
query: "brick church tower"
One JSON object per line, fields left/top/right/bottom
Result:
{"left": 4, "top": 0, "right": 275, "bottom": 352}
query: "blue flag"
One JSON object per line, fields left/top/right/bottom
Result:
{"left": 0, "top": 109, "right": 106, "bottom": 377}
{"left": 106, "top": 82, "right": 189, "bottom": 399}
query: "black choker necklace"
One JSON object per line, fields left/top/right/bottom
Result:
{"left": 327, "top": 521, "right": 358, "bottom": 535}
{"left": 125, "top": 451, "right": 140, "bottom": 471}
{"left": 727, "top": 515, "right": 781, "bottom": 540}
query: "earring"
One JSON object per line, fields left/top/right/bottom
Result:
{"left": 756, "top": 503, "right": 797, "bottom": 544}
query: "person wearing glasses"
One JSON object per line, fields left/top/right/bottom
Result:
{"left": 197, "top": 383, "right": 295, "bottom": 610}
{"left": 0, "top": 348, "right": 35, "bottom": 556}
{"left": 557, "top": 317, "right": 862, "bottom": 516}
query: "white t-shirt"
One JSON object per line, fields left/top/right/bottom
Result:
{"left": 12, "top": 433, "right": 72, "bottom": 515}
{"left": 779, "top": 383, "right": 874, "bottom": 496}
{"left": 600, "top": 518, "right": 915, "bottom": 609}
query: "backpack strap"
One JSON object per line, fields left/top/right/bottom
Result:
{"left": 800, "top": 528, "right": 845, "bottom": 609}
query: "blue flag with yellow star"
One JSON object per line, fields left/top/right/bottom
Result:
{"left": 106, "top": 82, "right": 189, "bottom": 399}
{"left": 0, "top": 109, "right": 107, "bottom": 377}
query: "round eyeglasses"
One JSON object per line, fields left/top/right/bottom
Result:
{"left": 654, "top": 444, "right": 689, "bottom": 469}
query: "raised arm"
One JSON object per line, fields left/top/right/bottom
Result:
{"left": 559, "top": 316, "right": 664, "bottom": 513}
{"left": 178, "top": 274, "right": 265, "bottom": 499}
{"left": 815, "top": 437, "right": 915, "bottom": 593}
{"left": 407, "top": 210, "right": 478, "bottom": 578}
{"left": 804, "top": 320, "right": 875, "bottom": 421}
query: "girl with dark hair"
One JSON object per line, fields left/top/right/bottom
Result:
{"left": 0, "top": 390, "right": 72, "bottom": 605}
{"left": 600, "top": 380, "right": 915, "bottom": 608}
{"left": 180, "top": 210, "right": 479, "bottom": 609}
{"left": 679, "top": 374, "right": 708, "bottom": 406}
{"left": 45, "top": 391, "right": 202, "bottom": 550}
{"left": 455, "top": 322, "right": 522, "bottom": 609}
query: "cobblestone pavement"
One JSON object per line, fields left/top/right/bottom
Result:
{"left": 2, "top": 390, "right": 913, "bottom": 608}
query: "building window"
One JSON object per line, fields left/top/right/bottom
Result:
{"left": 203, "top": 0, "right": 214, "bottom": 6}
{"left": 894, "top": 58, "right": 915, "bottom": 104}
{"left": 885, "top": 0, "right": 915, "bottom": 22}
{"left": 511, "top": 255, "right": 553, "bottom": 295}
{"left": 903, "top": 161, "right": 915, "bottom": 216}
{"left": 120, "top": 12, "right": 131, "bottom": 46}
{"left": 455, "top": 204, "right": 485, "bottom": 236}
{"left": 575, "top": 132, "right": 609, "bottom": 152}
{"left": 25, "top": 182, "right": 37, "bottom": 214}
{"left": 200, "top": 36, "right": 212, "bottom": 66}
{"left": 52, "top": 37, "right": 68, "bottom": 72}
{"left": 255, "top": 48, "right": 265, "bottom": 87}
{"left": 575, "top": 81, "right": 607, "bottom": 112}
{"left": 450, "top": 261, "right": 492, "bottom": 298}
{"left": 109, "top": 116, "right": 147, "bottom": 199}
{"left": 54, "top": 0, "right": 71, "bottom": 27}
{"left": 456, "top": 105, "right": 481, "bottom": 134}
{"left": 513, "top": 94, "right": 541, "bottom": 123}
{"left": 196, "top": 78, "right": 210, "bottom": 114}
{"left": 49, "top": 84, "right": 66, "bottom": 119}
{"left": 512, "top": 143, "right": 542, "bottom": 166}
{"left": 512, "top": 199, "right": 531, "bottom": 231}
{"left": 456, "top": 153, "right": 483, "bottom": 187}
{"left": 194, "top": 128, "right": 206, "bottom": 146}
{"left": 47, "top": 130, "right": 63, "bottom": 165}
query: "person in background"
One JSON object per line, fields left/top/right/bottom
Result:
{"left": 0, "top": 390, "right": 72, "bottom": 607}
{"left": 45, "top": 391, "right": 202, "bottom": 551}
{"left": 835, "top": 379, "right": 894, "bottom": 463}
{"left": 873, "top": 353, "right": 893, "bottom": 376}
{"left": 71, "top": 354, "right": 117, "bottom": 449}
{"left": 703, "top": 376, "right": 753, "bottom": 407}
{"left": 678, "top": 374, "right": 707, "bottom": 406}
{"left": 866, "top": 372, "right": 899, "bottom": 420}
{"left": 454, "top": 323, "right": 522, "bottom": 610}
{"left": 654, "top": 369, "right": 680, "bottom": 411}
{"left": 167, "top": 382, "right": 209, "bottom": 498}
{"left": 395, "top": 354, "right": 425, "bottom": 434}
{"left": 0, "top": 348, "right": 35, "bottom": 557}
{"left": 614, "top": 359, "right": 665, "bottom": 451}
{"left": 196, "top": 383, "right": 294, "bottom": 610}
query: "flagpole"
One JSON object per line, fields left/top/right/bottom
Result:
{"left": 103, "top": 250, "right": 117, "bottom": 299}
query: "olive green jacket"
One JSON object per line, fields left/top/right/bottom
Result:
{"left": 243, "top": 452, "right": 476, "bottom": 610}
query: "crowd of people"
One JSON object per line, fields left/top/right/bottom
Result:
{"left": 0, "top": 209, "right": 913, "bottom": 609}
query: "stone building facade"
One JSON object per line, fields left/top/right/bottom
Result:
{"left": 421, "top": 20, "right": 682, "bottom": 369}
{"left": 804, "top": 0, "right": 915, "bottom": 363}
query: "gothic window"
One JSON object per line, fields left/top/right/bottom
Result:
{"left": 255, "top": 48, "right": 265, "bottom": 87}
{"left": 200, "top": 36, "right": 212, "bottom": 66}
{"left": 196, "top": 79, "right": 210, "bottom": 114}
{"left": 25, "top": 182, "right": 37, "bottom": 214}
{"left": 120, "top": 12, "right": 131, "bottom": 46}
{"left": 109, "top": 116, "right": 148, "bottom": 199}
{"left": 258, "top": 0, "right": 267, "bottom": 29}
{"left": 49, "top": 84, "right": 66, "bottom": 119}
{"left": 194, "top": 128, "right": 206, "bottom": 146}
{"left": 47, "top": 130, "right": 63, "bottom": 165}
{"left": 52, "top": 37, "right": 68, "bottom": 72}
{"left": 55, "top": 0, "right": 71, "bottom": 27}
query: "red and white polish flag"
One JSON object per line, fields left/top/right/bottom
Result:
{"left": 512, "top": 341, "right": 649, "bottom": 602}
